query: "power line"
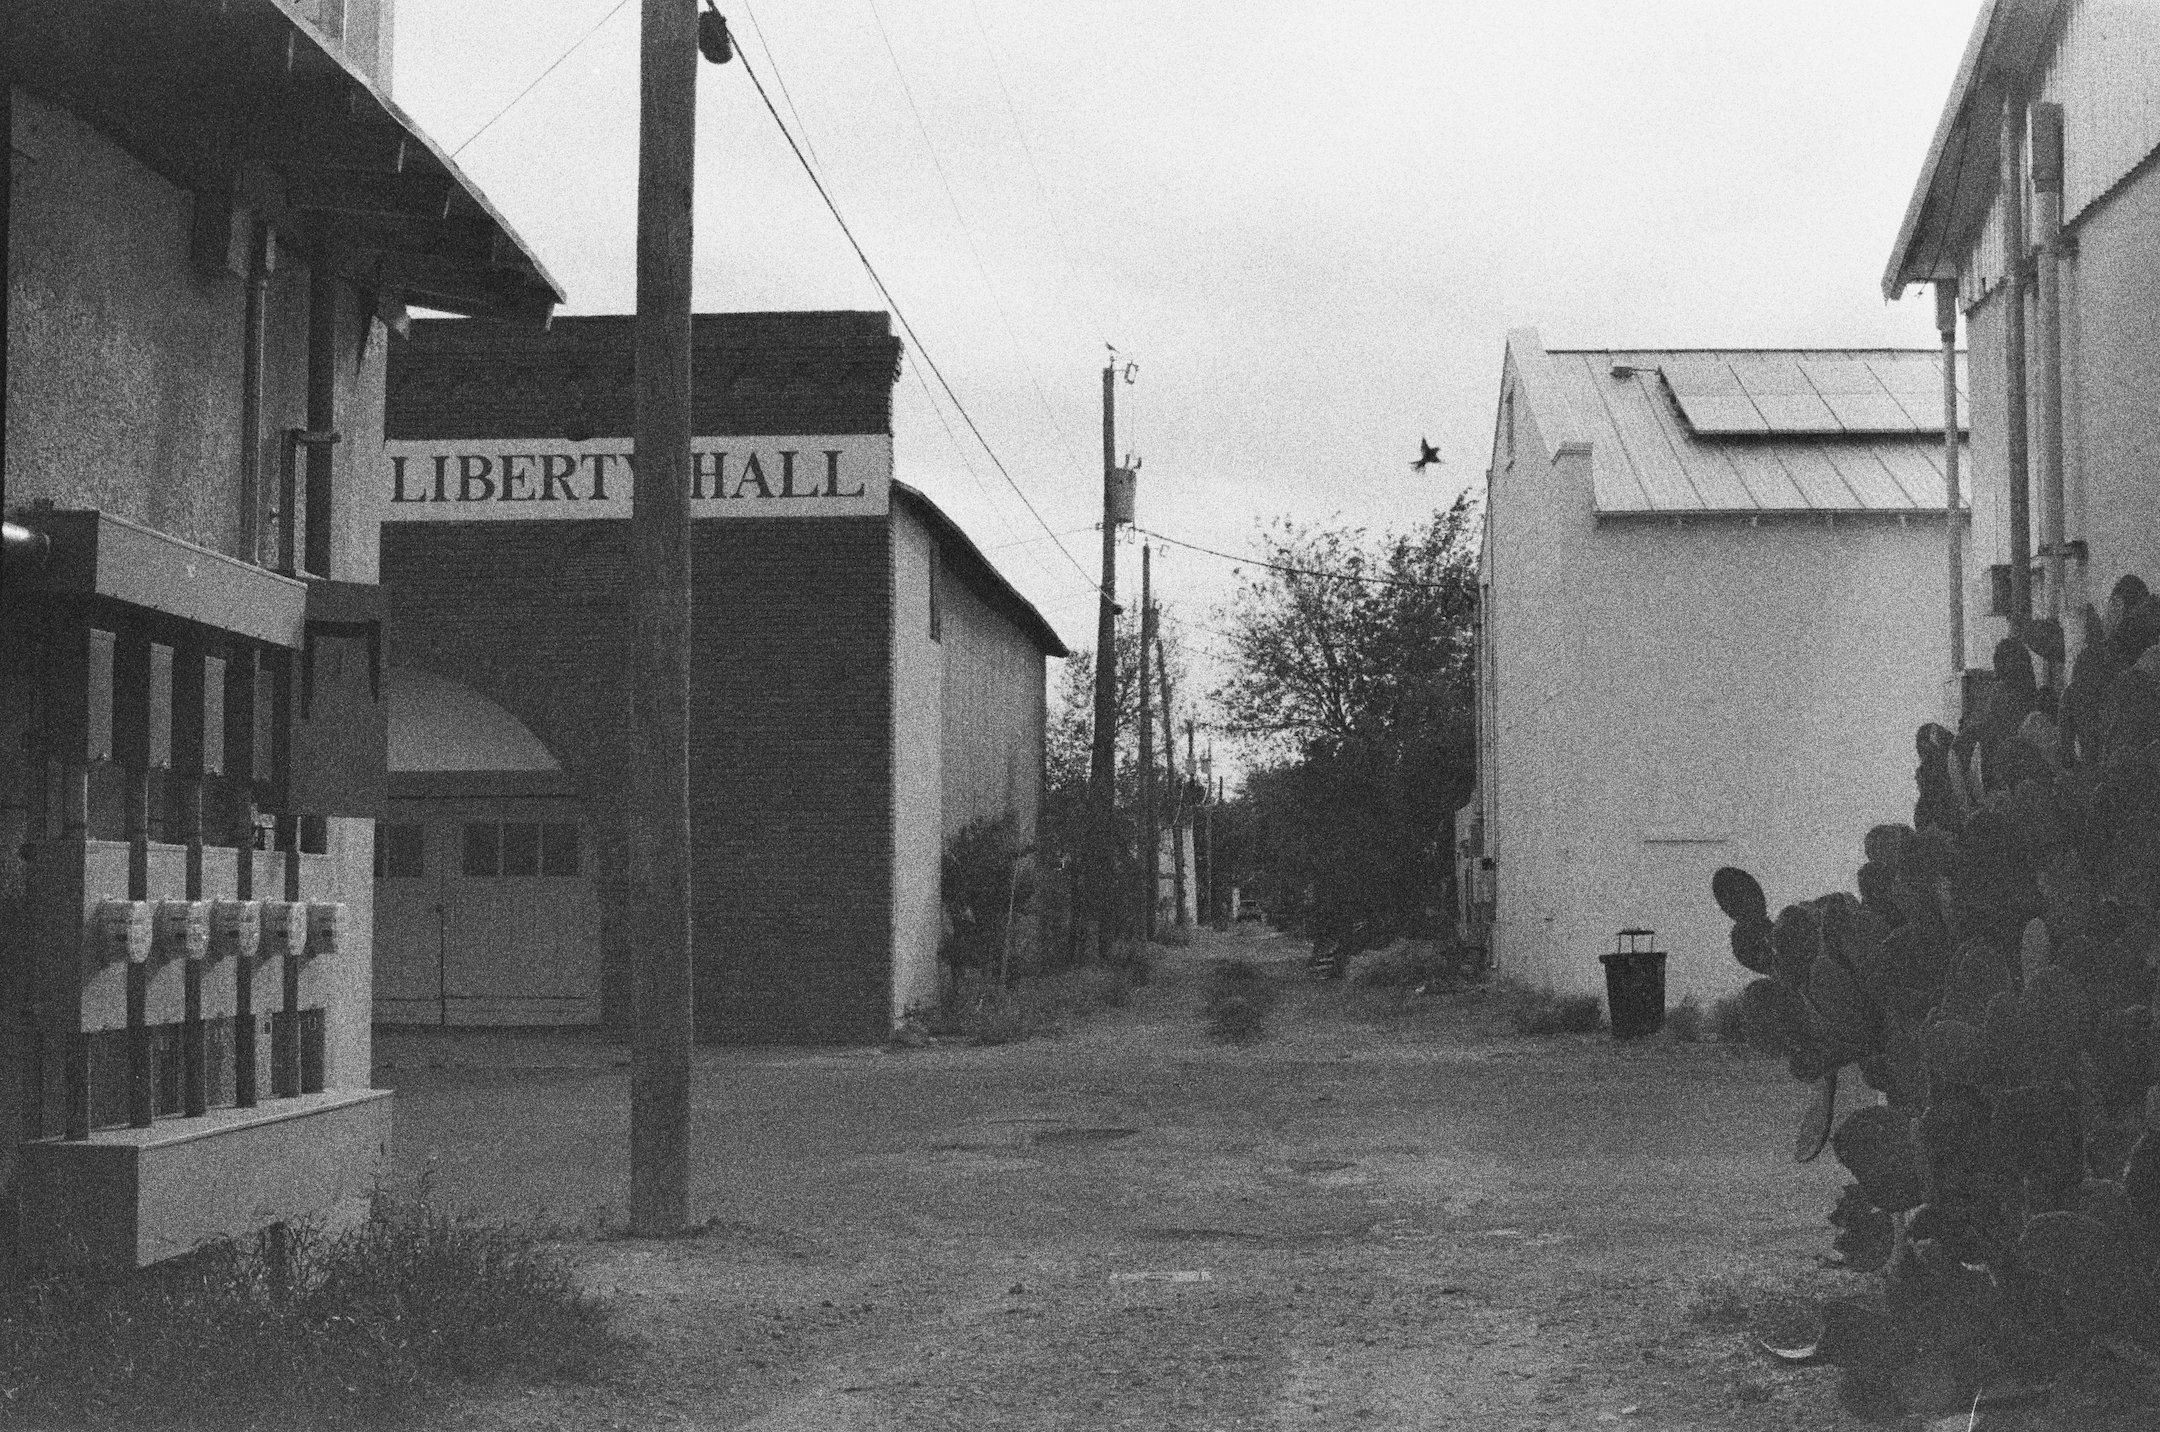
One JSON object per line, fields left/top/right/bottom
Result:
{"left": 984, "top": 524, "right": 1099, "bottom": 553}
{"left": 900, "top": 363, "right": 1054, "bottom": 584}
{"left": 451, "top": 0, "right": 631, "bottom": 159}
{"left": 859, "top": 0, "right": 1094, "bottom": 490}
{"left": 733, "top": 45, "right": 1099, "bottom": 591}
{"left": 964, "top": 0, "right": 1113, "bottom": 344}
{"left": 1138, "top": 528, "right": 1456, "bottom": 592}
{"left": 734, "top": 0, "right": 824, "bottom": 172}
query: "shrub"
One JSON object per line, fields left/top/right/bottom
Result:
{"left": 1355, "top": 938, "right": 1478, "bottom": 991}
{"left": 1702, "top": 599, "right": 2160, "bottom": 1416}
{"left": 1706, "top": 991, "right": 1752, "bottom": 1045}
{"left": 1665, "top": 995, "right": 1705, "bottom": 1043}
{"left": 939, "top": 815, "right": 1034, "bottom": 1000}
{"left": 919, "top": 963, "right": 1134, "bottom": 1045}
{"left": 0, "top": 1190, "right": 618, "bottom": 1429}
{"left": 1499, "top": 982, "right": 1604, "bottom": 1036}
{"left": 1202, "top": 958, "right": 1278, "bottom": 1043}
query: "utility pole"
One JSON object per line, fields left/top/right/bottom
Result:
{"left": 628, "top": 0, "right": 700, "bottom": 1238}
{"left": 1138, "top": 543, "right": 1156, "bottom": 942}
{"left": 1088, "top": 360, "right": 1122, "bottom": 961}
{"left": 1165, "top": 696, "right": 1187, "bottom": 928}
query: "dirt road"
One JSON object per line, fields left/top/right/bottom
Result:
{"left": 380, "top": 927, "right": 1871, "bottom": 1430}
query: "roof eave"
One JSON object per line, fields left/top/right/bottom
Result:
{"left": 1882, "top": 0, "right": 2062, "bottom": 300}
{"left": 892, "top": 485, "right": 1071, "bottom": 659}
{"left": 13, "top": 0, "right": 563, "bottom": 322}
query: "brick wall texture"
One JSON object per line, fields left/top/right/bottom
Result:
{"left": 383, "top": 313, "right": 901, "bottom": 1043}
{"left": 383, "top": 517, "right": 894, "bottom": 1043}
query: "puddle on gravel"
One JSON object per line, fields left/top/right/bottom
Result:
{"left": 1031, "top": 1126, "right": 1140, "bottom": 1146}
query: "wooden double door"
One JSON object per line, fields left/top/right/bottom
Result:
{"left": 372, "top": 792, "right": 600, "bottom": 1025}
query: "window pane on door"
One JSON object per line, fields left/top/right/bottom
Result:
{"left": 501, "top": 822, "right": 541, "bottom": 877}
{"left": 376, "top": 822, "right": 425, "bottom": 879}
{"left": 541, "top": 823, "right": 580, "bottom": 877}
{"left": 462, "top": 821, "right": 501, "bottom": 878}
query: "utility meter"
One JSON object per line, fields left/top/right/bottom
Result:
{"left": 305, "top": 902, "right": 349, "bottom": 960}
{"left": 209, "top": 900, "right": 261, "bottom": 963}
{"left": 260, "top": 901, "right": 309, "bottom": 961}
{"left": 92, "top": 900, "right": 155, "bottom": 964}
{"left": 154, "top": 900, "right": 211, "bottom": 962}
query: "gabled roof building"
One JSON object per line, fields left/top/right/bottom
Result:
{"left": 1883, "top": 0, "right": 2159, "bottom": 675}
{"left": 373, "top": 312, "right": 1066, "bottom": 1042}
{"left": 1464, "top": 332, "right": 1966, "bottom": 1003}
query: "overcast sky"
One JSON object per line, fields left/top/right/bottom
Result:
{"left": 393, "top": 0, "right": 1977, "bottom": 738}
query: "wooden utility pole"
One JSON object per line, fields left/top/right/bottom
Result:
{"left": 1138, "top": 544, "right": 1156, "bottom": 941}
{"left": 628, "top": 0, "right": 698, "bottom": 1238}
{"left": 1089, "top": 362, "right": 1119, "bottom": 961}
{"left": 1163, "top": 663, "right": 1186, "bottom": 927}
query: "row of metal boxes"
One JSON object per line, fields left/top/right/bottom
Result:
{"left": 87, "top": 898, "right": 347, "bottom": 964}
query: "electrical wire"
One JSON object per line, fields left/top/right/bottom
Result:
{"left": 1138, "top": 528, "right": 1455, "bottom": 592}
{"left": 984, "top": 524, "right": 1100, "bottom": 553}
{"left": 860, "top": 0, "right": 1094, "bottom": 487}
{"left": 734, "top": 0, "right": 824, "bottom": 172}
{"left": 964, "top": 0, "right": 1113, "bottom": 344}
{"left": 450, "top": 0, "right": 632, "bottom": 159}
{"left": 734, "top": 45, "right": 1100, "bottom": 591}
{"left": 901, "top": 363, "right": 1051, "bottom": 582}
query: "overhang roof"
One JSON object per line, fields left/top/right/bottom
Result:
{"left": 1510, "top": 333, "right": 1971, "bottom": 518}
{"left": 1882, "top": 0, "right": 2063, "bottom": 299}
{"left": 12, "top": 0, "right": 563, "bottom": 321}
{"left": 893, "top": 485, "right": 1070, "bottom": 659}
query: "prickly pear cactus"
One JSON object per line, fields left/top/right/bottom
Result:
{"left": 1710, "top": 594, "right": 2160, "bottom": 1414}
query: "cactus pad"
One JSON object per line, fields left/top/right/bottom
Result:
{"left": 1832, "top": 1106, "right": 1927, "bottom": 1212}
{"left": 1712, "top": 866, "right": 1768, "bottom": 924}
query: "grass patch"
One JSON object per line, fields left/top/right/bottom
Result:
{"left": 1202, "top": 959, "right": 1279, "bottom": 1044}
{"left": 0, "top": 1189, "right": 619, "bottom": 1430}
{"left": 1665, "top": 995, "right": 1705, "bottom": 1042}
{"left": 919, "top": 964, "right": 1137, "bottom": 1045}
{"left": 1495, "top": 980, "right": 1605, "bottom": 1036}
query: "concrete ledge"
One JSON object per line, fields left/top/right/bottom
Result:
{"left": 17, "top": 1088, "right": 392, "bottom": 1267}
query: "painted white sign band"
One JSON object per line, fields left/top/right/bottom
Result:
{"left": 377, "top": 435, "right": 891, "bottom": 521}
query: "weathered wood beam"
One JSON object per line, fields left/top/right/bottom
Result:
{"left": 284, "top": 170, "right": 452, "bottom": 220}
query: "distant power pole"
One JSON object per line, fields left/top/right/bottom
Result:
{"left": 1089, "top": 360, "right": 1125, "bottom": 961}
{"left": 1164, "top": 661, "right": 1186, "bottom": 927}
{"left": 1138, "top": 543, "right": 1156, "bottom": 942}
{"left": 628, "top": 0, "right": 701, "bottom": 1238}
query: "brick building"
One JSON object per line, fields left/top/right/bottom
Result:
{"left": 374, "top": 313, "right": 1065, "bottom": 1042}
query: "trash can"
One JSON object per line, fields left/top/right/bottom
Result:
{"left": 1600, "top": 929, "right": 1667, "bottom": 1040}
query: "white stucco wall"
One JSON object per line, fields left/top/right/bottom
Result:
{"left": 1959, "top": 154, "right": 2160, "bottom": 662}
{"left": 1483, "top": 355, "right": 1953, "bottom": 1005}
{"left": 891, "top": 510, "right": 945, "bottom": 1022}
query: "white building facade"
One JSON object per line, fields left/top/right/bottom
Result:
{"left": 1883, "top": 0, "right": 2160, "bottom": 666}
{"left": 1474, "top": 332, "right": 1966, "bottom": 1003}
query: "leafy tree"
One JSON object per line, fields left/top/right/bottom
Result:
{"left": 1041, "top": 606, "right": 1194, "bottom": 953}
{"left": 1212, "top": 495, "right": 1480, "bottom": 953}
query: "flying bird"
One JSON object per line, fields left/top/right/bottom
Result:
{"left": 1411, "top": 438, "right": 1442, "bottom": 472}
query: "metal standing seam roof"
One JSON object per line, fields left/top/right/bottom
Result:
{"left": 1543, "top": 349, "right": 1973, "bottom": 517}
